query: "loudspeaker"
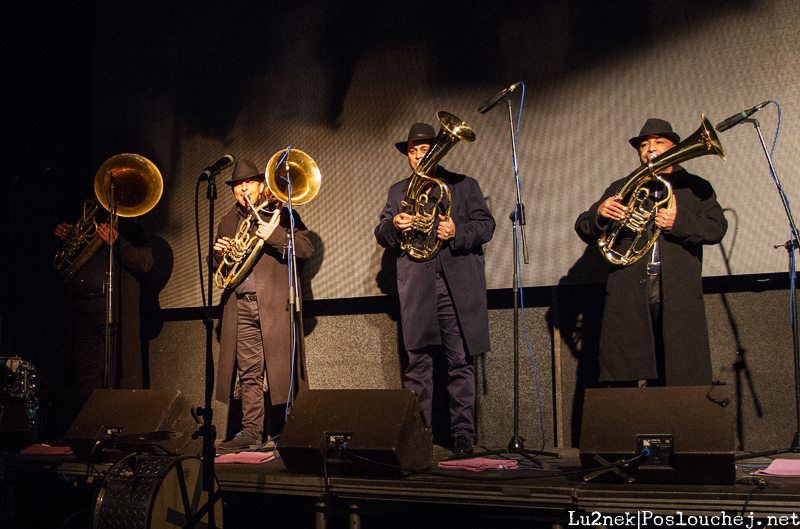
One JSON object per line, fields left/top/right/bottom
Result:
{"left": 278, "top": 389, "right": 433, "bottom": 476}
{"left": 579, "top": 386, "right": 735, "bottom": 484}
{"left": 64, "top": 389, "right": 202, "bottom": 461}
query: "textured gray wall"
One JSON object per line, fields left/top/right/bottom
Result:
{"left": 148, "top": 283, "right": 797, "bottom": 452}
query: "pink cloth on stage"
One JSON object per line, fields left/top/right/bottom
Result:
{"left": 215, "top": 451, "right": 275, "bottom": 464}
{"left": 438, "top": 457, "right": 519, "bottom": 472}
{"left": 753, "top": 459, "right": 800, "bottom": 477}
{"left": 20, "top": 444, "right": 73, "bottom": 456}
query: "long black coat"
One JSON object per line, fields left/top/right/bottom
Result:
{"left": 211, "top": 205, "right": 313, "bottom": 406}
{"left": 65, "top": 227, "right": 153, "bottom": 394}
{"left": 375, "top": 167, "right": 495, "bottom": 355}
{"left": 575, "top": 167, "right": 727, "bottom": 385}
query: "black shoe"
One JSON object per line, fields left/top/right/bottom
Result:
{"left": 217, "top": 431, "right": 261, "bottom": 452}
{"left": 453, "top": 434, "right": 474, "bottom": 455}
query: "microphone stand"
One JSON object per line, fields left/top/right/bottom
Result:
{"left": 103, "top": 174, "right": 117, "bottom": 389}
{"left": 197, "top": 168, "right": 222, "bottom": 528}
{"left": 737, "top": 117, "right": 800, "bottom": 456}
{"left": 279, "top": 147, "right": 301, "bottom": 412}
{"left": 460, "top": 99, "right": 557, "bottom": 466}
{"left": 503, "top": 99, "right": 558, "bottom": 464}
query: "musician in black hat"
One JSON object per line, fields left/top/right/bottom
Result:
{"left": 575, "top": 118, "right": 727, "bottom": 387}
{"left": 375, "top": 122, "right": 495, "bottom": 454}
{"left": 211, "top": 159, "right": 313, "bottom": 451}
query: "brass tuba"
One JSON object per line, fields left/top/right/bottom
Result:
{"left": 401, "top": 111, "right": 476, "bottom": 262}
{"left": 597, "top": 115, "right": 725, "bottom": 266}
{"left": 214, "top": 149, "right": 321, "bottom": 290}
{"left": 54, "top": 154, "right": 163, "bottom": 281}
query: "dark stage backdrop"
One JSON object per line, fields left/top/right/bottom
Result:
{"left": 75, "top": 0, "right": 800, "bottom": 308}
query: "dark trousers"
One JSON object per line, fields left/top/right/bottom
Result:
{"left": 403, "top": 275, "right": 475, "bottom": 438}
{"left": 646, "top": 274, "right": 666, "bottom": 386}
{"left": 236, "top": 296, "right": 266, "bottom": 438}
{"left": 73, "top": 298, "right": 108, "bottom": 408}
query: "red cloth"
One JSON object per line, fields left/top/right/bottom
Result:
{"left": 438, "top": 457, "right": 518, "bottom": 472}
{"left": 20, "top": 444, "right": 73, "bottom": 456}
{"left": 215, "top": 451, "right": 275, "bottom": 464}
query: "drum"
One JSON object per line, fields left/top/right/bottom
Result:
{"left": 93, "top": 455, "right": 223, "bottom": 529}
{"left": 0, "top": 358, "right": 36, "bottom": 401}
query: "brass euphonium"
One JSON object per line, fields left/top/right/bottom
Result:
{"left": 214, "top": 192, "right": 282, "bottom": 290}
{"left": 597, "top": 115, "right": 725, "bottom": 266}
{"left": 54, "top": 154, "right": 163, "bottom": 281}
{"left": 54, "top": 199, "right": 104, "bottom": 282}
{"left": 214, "top": 148, "right": 321, "bottom": 290}
{"left": 401, "top": 111, "right": 476, "bottom": 262}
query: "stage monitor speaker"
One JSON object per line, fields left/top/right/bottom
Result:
{"left": 579, "top": 386, "right": 735, "bottom": 485}
{"left": 65, "top": 389, "right": 202, "bottom": 461}
{"left": 278, "top": 389, "right": 433, "bottom": 476}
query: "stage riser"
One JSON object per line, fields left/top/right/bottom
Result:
{"left": 142, "top": 287, "right": 795, "bottom": 453}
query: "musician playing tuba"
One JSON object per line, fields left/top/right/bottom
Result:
{"left": 54, "top": 205, "right": 153, "bottom": 412}
{"left": 374, "top": 121, "right": 495, "bottom": 455}
{"left": 211, "top": 159, "right": 314, "bottom": 452}
{"left": 575, "top": 118, "right": 727, "bottom": 388}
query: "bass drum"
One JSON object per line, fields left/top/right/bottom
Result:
{"left": 93, "top": 455, "right": 223, "bottom": 529}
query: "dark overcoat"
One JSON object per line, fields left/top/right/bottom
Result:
{"left": 212, "top": 205, "right": 313, "bottom": 406}
{"left": 574, "top": 167, "right": 727, "bottom": 385}
{"left": 65, "top": 225, "right": 153, "bottom": 394}
{"left": 375, "top": 167, "right": 495, "bottom": 355}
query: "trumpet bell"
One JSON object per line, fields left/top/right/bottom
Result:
{"left": 265, "top": 149, "right": 321, "bottom": 206}
{"left": 94, "top": 153, "right": 164, "bottom": 217}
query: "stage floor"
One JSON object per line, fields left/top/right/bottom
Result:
{"left": 3, "top": 445, "right": 800, "bottom": 528}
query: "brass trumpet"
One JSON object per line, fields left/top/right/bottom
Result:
{"left": 401, "top": 111, "right": 475, "bottom": 262}
{"left": 598, "top": 115, "right": 725, "bottom": 266}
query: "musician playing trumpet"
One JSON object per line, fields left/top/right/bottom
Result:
{"left": 211, "top": 159, "right": 314, "bottom": 452}
{"left": 575, "top": 118, "right": 727, "bottom": 387}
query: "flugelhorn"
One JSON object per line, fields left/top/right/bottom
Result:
{"left": 401, "top": 111, "right": 475, "bottom": 262}
{"left": 214, "top": 149, "right": 321, "bottom": 290}
{"left": 597, "top": 115, "right": 725, "bottom": 266}
{"left": 54, "top": 154, "right": 163, "bottom": 281}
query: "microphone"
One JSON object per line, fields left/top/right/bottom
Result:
{"left": 715, "top": 101, "right": 770, "bottom": 133}
{"left": 478, "top": 82, "right": 522, "bottom": 114}
{"left": 199, "top": 154, "right": 235, "bottom": 181}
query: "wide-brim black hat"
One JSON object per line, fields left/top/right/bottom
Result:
{"left": 628, "top": 118, "right": 681, "bottom": 149}
{"left": 224, "top": 159, "right": 265, "bottom": 186}
{"left": 395, "top": 122, "right": 436, "bottom": 154}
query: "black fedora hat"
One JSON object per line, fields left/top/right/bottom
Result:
{"left": 628, "top": 118, "right": 681, "bottom": 149}
{"left": 395, "top": 122, "right": 436, "bottom": 154}
{"left": 225, "top": 159, "right": 265, "bottom": 186}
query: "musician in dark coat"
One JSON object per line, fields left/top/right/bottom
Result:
{"left": 575, "top": 118, "right": 727, "bottom": 386}
{"left": 55, "top": 216, "right": 153, "bottom": 409}
{"left": 211, "top": 159, "right": 313, "bottom": 451}
{"left": 375, "top": 122, "right": 495, "bottom": 454}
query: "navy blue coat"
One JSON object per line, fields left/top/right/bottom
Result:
{"left": 375, "top": 167, "right": 495, "bottom": 355}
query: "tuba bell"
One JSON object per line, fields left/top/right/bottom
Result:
{"left": 597, "top": 115, "right": 725, "bottom": 266}
{"left": 214, "top": 149, "right": 321, "bottom": 290}
{"left": 401, "top": 111, "right": 476, "bottom": 262}
{"left": 54, "top": 154, "right": 163, "bottom": 281}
